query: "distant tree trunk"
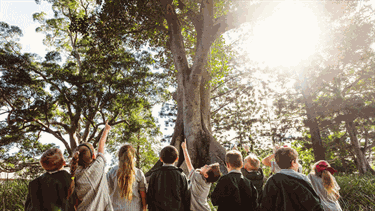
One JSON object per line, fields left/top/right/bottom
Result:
{"left": 304, "top": 96, "right": 326, "bottom": 161}
{"left": 345, "top": 119, "right": 375, "bottom": 175}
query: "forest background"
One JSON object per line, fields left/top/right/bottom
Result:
{"left": 1, "top": 0, "right": 375, "bottom": 210}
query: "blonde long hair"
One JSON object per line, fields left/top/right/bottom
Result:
{"left": 117, "top": 144, "right": 136, "bottom": 200}
{"left": 312, "top": 160, "right": 340, "bottom": 199}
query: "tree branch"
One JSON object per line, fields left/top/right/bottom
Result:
{"left": 34, "top": 119, "right": 72, "bottom": 154}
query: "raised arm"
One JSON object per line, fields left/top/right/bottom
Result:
{"left": 98, "top": 120, "right": 111, "bottom": 154}
{"left": 261, "top": 153, "right": 274, "bottom": 167}
{"left": 262, "top": 145, "right": 280, "bottom": 167}
{"left": 181, "top": 141, "right": 194, "bottom": 172}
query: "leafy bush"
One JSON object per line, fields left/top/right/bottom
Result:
{"left": 0, "top": 179, "right": 28, "bottom": 211}
{"left": 336, "top": 174, "right": 375, "bottom": 211}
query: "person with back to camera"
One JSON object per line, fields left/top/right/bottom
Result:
{"left": 69, "top": 120, "right": 113, "bottom": 211}
{"left": 25, "top": 148, "right": 77, "bottom": 211}
{"left": 241, "top": 145, "right": 264, "bottom": 205}
{"left": 211, "top": 150, "right": 258, "bottom": 211}
{"left": 107, "top": 144, "right": 147, "bottom": 211}
{"left": 308, "top": 161, "right": 342, "bottom": 211}
{"left": 181, "top": 141, "right": 221, "bottom": 211}
{"left": 262, "top": 144, "right": 303, "bottom": 174}
{"left": 147, "top": 145, "right": 190, "bottom": 211}
{"left": 260, "top": 147, "right": 324, "bottom": 211}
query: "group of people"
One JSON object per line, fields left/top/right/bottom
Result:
{"left": 25, "top": 121, "right": 342, "bottom": 211}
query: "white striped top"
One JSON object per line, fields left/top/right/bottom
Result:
{"left": 75, "top": 153, "right": 113, "bottom": 211}
{"left": 107, "top": 165, "right": 147, "bottom": 211}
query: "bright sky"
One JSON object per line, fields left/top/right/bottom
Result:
{"left": 243, "top": 1, "right": 321, "bottom": 68}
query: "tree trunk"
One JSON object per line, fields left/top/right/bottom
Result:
{"left": 345, "top": 119, "right": 375, "bottom": 175}
{"left": 146, "top": 1, "right": 227, "bottom": 176}
{"left": 304, "top": 96, "right": 326, "bottom": 161}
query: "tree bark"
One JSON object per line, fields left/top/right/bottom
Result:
{"left": 345, "top": 119, "right": 375, "bottom": 175}
{"left": 146, "top": 0, "right": 227, "bottom": 176}
{"left": 304, "top": 96, "right": 326, "bottom": 161}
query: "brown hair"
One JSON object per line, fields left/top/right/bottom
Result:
{"left": 245, "top": 153, "right": 260, "bottom": 169}
{"left": 312, "top": 160, "right": 339, "bottom": 198}
{"left": 225, "top": 150, "right": 243, "bottom": 168}
{"left": 206, "top": 163, "right": 221, "bottom": 183}
{"left": 68, "top": 143, "right": 95, "bottom": 199}
{"left": 160, "top": 145, "right": 178, "bottom": 164}
{"left": 40, "top": 148, "right": 65, "bottom": 172}
{"left": 117, "top": 144, "right": 136, "bottom": 200}
{"left": 275, "top": 147, "right": 298, "bottom": 169}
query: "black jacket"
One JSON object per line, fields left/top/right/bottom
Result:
{"left": 260, "top": 173, "right": 324, "bottom": 211}
{"left": 211, "top": 172, "right": 258, "bottom": 211}
{"left": 25, "top": 170, "right": 77, "bottom": 211}
{"left": 147, "top": 165, "right": 190, "bottom": 211}
{"left": 241, "top": 168, "right": 264, "bottom": 194}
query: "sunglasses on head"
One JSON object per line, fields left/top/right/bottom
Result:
{"left": 78, "top": 143, "right": 93, "bottom": 158}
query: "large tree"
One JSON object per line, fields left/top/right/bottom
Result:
{"left": 100, "top": 0, "right": 287, "bottom": 173}
{"left": 0, "top": 0, "right": 165, "bottom": 172}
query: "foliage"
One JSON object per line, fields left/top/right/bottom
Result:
{"left": 1, "top": 0, "right": 168, "bottom": 174}
{"left": 0, "top": 179, "right": 29, "bottom": 211}
{"left": 337, "top": 174, "right": 375, "bottom": 211}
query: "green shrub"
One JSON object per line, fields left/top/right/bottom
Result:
{"left": 336, "top": 174, "right": 375, "bottom": 211}
{"left": 0, "top": 179, "right": 28, "bottom": 211}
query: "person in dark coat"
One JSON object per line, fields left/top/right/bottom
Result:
{"left": 241, "top": 153, "right": 264, "bottom": 204}
{"left": 211, "top": 150, "right": 258, "bottom": 211}
{"left": 147, "top": 145, "right": 190, "bottom": 211}
{"left": 260, "top": 147, "right": 324, "bottom": 211}
{"left": 25, "top": 148, "right": 77, "bottom": 211}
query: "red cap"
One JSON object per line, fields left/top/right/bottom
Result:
{"left": 316, "top": 161, "right": 337, "bottom": 175}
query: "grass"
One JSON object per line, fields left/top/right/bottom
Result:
{"left": 336, "top": 174, "right": 375, "bottom": 211}
{"left": 0, "top": 179, "right": 28, "bottom": 211}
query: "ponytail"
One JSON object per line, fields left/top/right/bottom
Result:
{"left": 313, "top": 160, "right": 340, "bottom": 199}
{"left": 68, "top": 151, "right": 80, "bottom": 199}
{"left": 117, "top": 144, "right": 135, "bottom": 200}
{"left": 321, "top": 170, "right": 334, "bottom": 193}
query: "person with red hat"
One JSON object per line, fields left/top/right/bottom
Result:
{"left": 308, "top": 160, "right": 342, "bottom": 211}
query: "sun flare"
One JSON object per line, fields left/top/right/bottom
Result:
{"left": 244, "top": 2, "right": 322, "bottom": 67}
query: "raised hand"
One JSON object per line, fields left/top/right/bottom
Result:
{"left": 181, "top": 141, "right": 187, "bottom": 150}
{"left": 105, "top": 120, "right": 111, "bottom": 131}
{"left": 244, "top": 145, "right": 250, "bottom": 153}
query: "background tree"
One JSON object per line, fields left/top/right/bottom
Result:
{"left": 0, "top": 0, "right": 167, "bottom": 173}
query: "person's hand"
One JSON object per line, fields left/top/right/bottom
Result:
{"left": 232, "top": 144, "right": 238, "bottom": 151}
{"left": 105, "top": 120, "right": 111, "bottom": 131}
{"left": 181, "top": 141, "right": 186, "bottom": 150}
{"left": 244, "top": 145, "right": 250, "bottom": 152}
{"left": 273, "top": 144, "right": 280, "bottom": 154}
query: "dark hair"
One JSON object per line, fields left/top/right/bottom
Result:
{"left": 160, "top": 145, "right": 178, "bottom": 164}
{"left": 225, "top": 150, "right": 243, "bottom": 168}
{"left": 275, "top": 147, "right": 298, "bottom": 169}
{"left": 68, "top": 142, "right": 95, "bottom": 199}
{"left": 206, "top": 163, "right": 221, "bottom": 183}
{"left": 40, "top": 148, "right": 64, "bottom": 172}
